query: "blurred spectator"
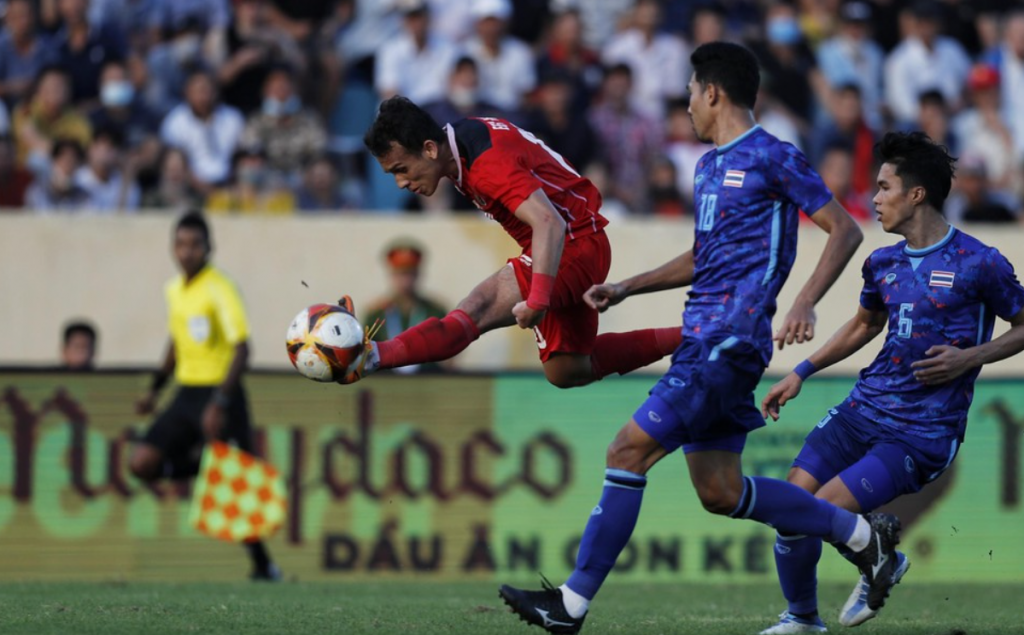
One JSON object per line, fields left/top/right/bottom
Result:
{"left": 647, "top": 156, "right": 686, "bottom": 217}
{"left": 945, "top": 155, "right": 1016, "bottom": 224}
{"left": 464, "top": 0, "right": 536, "bottom": 112}
{"left": 750, "top": 2, "right": 821, "bottom": 130}
{"left": 602, "top": 0, "right": 689, "bottom": 119}
{"left": 423, "top": 56, "right": 508, "bottom": 125}
{"left": 663, "top": 98, "right": 708, "bottom": 209}
{"left": 426, "top": 0, "right": 475, "bottom": 42}
{"left": 374, "top": 0, "right": 458, "bottom": 105}
{"left": 25, "top": 139, "right": 90, "bottom": 211}
{"left": 816, "top": 1, "right": 885, "bottom": 130}
{"left": 363, "top": 239, "right": 448, "bottom": 374}
{"left": 0, "top": 0, "right": 55, "bottom": 107}
{"left": 536, "top": 9, "right": 603, "bottom": 113}
{"left": 205, "top": 147, "right": 295, "bottom": 214}
{"left": 160, "top": 70, "right": 244, "bottom": 189}
{"left": 588, "top": 63, "right": 662, "bottom": 213}
{"left": 810, "top": 83, "right": 875, "bottom": 201}
{"left": 817, "top": 143, "right": 872, "bottom": 222}
{"left": 331, "top": 0, "right": 402, "bottom": 82}
{"left": 0, "top": 99, "right": 7, "bottom": 135}
{"left": 754, "top": 82, "right": 803, "bottom": 151}
{"left": 689, "top": 3, "right": 727, "bottom": 48}
{"left": 239, "top": 67, "right": 326, "bottom": 183}
{"left": 75, "top": 127, "right": 140, "bottom": 212}
{"left": 523, "top": 71, "right": 597, "bottom": 174}
{"left": 552, "top": 0, "right": 633, "bottom": 50}
{"left": 953, "top": 64, "right": 1019, "bottom": 198}
{"left": 884, "top": 0, "right": 970, "bottom": 127}
{"left": 139, "top": 146, "right": 203, "bottom": 210}
{"left": 216, "top": 0, "right": 305, "bottom": 115}
{"left": 88, "top": 58, "right": 159, "bottom": 149}
{"left": 148, "top": 0, "right": 231, "bottom": 40}
{"left": 917, "top": 90, "right": 956, "bottom": 154}
{"left": 61, "top": 320, "right": 98, "bottom": 370}
{"left": 296, "top": 155, "right": 348, "bottom": 212}
{"left": 12, "top": 66, "right": 92, "bottom": 171}
{"left": 141, "top": 19, "right": 214, "bottom": 117}
{"left": 0, "top": 135, "right": 32, "bottom": 208}
{"left": 52, "top": 0, "right": 128, "bottom": 105}
{"left": 983, "top": 10, "right": 1024, "bottom": 164}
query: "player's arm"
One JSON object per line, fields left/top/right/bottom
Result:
{"left": 776, "top": 198, "right": 863, "bottom": 350}
{"left": 511, "top": 188, "right": 566, "bottom": 329}
{"left": 136, "top": 340, "right": 176, "bottom": 415}
{"left": 584, "top": 250, "right": 695, "bottom": 313}
{"left": 762, "top": 304, "right": 885, "bottom": 420}
{"left": 912, "top": 308, "right": 1024, "bottom": 385}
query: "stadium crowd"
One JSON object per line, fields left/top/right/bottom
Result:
{"left": 0, "top": 0, "right": 1022, "bottom": 222}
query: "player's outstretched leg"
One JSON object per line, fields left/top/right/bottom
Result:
{"left": 499, "top": 575, "right": 585, "bottom": 634}
{"left": 839, "top": 550, "right": 910, "bottom": 627}
{"left": 588, "top": 328, "right": 682, "bottom": 380}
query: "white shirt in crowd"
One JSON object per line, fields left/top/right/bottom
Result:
{"left": 994, "top": 44, "right": 1024, "bottom": 162}
{"left": 464, "top": 35, "right": 536, "bottom": 112}
{"left": 602, "top": 29, "right": 689, "bottom": 120}
{"left": 375, "top": 32, "right": 460, "bottom": 104}
{"left": 160, "top": 103, "right": 244, "bottom": 184}
{"left": 884, "top": 35, "right": 971, "bottom": 124}
{"left": 75, "top": 167, "right": 141, "bottom": 212}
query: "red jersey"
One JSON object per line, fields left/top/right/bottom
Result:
{"left": 444, "top": 117, "right": 608, "bottom": 251}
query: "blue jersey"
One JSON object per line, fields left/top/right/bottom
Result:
{"left": 846, "top": 227, "right": 1024, "bottom": 440}
{"left": 684, "top": 126, "right": 833, "bottom": 364}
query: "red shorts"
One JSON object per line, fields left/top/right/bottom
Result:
{"left": 508, "top": 230, "right": 612, "bottom": 362}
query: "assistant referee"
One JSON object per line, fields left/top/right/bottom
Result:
{"left": 131, "top": 210, "right": 279, "bottom": 580}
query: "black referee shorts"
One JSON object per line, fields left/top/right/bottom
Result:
{"left": 141, "top": 385, "right": 254, "bottom": 478}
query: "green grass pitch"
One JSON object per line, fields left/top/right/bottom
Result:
{"left": 1, "top": 581, "right": 1021, "bottom": 634}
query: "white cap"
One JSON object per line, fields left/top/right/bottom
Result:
{"left": 471, "top": 0, "right": 511, "bottom": 20}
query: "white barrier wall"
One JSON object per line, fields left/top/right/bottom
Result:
{"left": 1, "top": 214, "right": 1021, "bottom": 376}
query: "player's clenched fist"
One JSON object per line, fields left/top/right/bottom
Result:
{"left": 584, "top": 282, "right": 627, "bottom": 312}
{"left": 760, "top": 373, "right": 804, "bottom": 421}
{"left": 512, "top": 301, "right": 545, "bottom": 329}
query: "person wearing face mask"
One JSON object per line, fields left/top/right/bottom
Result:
{"left": 205, "top": 146, "right": 295, "bottom": 215}
{"left": 238, "top": 67, "right": 325, "bottom": 185}
{"left": 423, "top": 56, "right": 508, "bottom": 131}
{"left": 75, "top": 126, "right": 140, "bottom": 212}
{"left": 88, "top": 58, "right": 159, "bottom": 149}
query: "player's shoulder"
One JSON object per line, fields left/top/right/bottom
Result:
{"left": 866, "top": 241, "right": 905, "bottom": 268}
{"left": 451, "top": 118, "right": 498, "bottom": 169}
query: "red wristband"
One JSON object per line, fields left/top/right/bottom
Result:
{"left": 526, "top": 273, "right": 556, "bottom": 311}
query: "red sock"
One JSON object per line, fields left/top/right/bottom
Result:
{"left": 377, "top": 310, "right": 481, "bottom": 369}
{"left": 590, "top": 327, "right": 682, "bottom": 379}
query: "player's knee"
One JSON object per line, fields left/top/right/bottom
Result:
{"left": 544, "top": 371, "right": 589, "bottom": 390}
{"left": 605, "top": 437, "right": 644, "bottom": 473}
{"left": 696, "top": 483, "right": 741, "bottom": 516}
{"left": 128, "top": 448, "right": 161, "bottom": 482}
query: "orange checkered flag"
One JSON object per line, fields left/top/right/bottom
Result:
{"left": 188, "top": 441, "right": 287, "bottom": 543}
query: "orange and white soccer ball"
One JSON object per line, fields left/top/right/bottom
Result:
{"left": 286, "top": 304, "right": 364, "bottom": 382}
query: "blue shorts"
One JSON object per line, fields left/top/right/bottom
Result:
{"left": 634, "top": 335, "right": 766, "bottom": 454}
{"left": 794, "top": 403, "right": 960, "bottom": 511}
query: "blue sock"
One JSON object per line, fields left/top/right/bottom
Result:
{"left": 566, "top": 468, "right": 647, "bottom": 600}
{"left": 732, "top": 476, "right": 859, "bottom": 544}
{"left": 775, "top": 533, "right": 822, "bottom": 615}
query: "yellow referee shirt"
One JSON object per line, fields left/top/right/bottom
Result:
{"left": 166, "top": 265, "right": 249, "bottom": 386}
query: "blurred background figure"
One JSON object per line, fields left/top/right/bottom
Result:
{"left": 523, "top": 70, "right": 596, "bottom": 174}
{"left": 816, "top": 142, "right": 872, "bottom": 222}
{"left": 374, "top": 0, "right": 458, "bottom": 105}
{"left": 0, "top": 0, "right": 54, "bottom": 108}
{"left": 75, "top": 126, "right": 140, "bottom": 212}
{"left": 810, "top": 82, "right": 875, "bottom": 202}
{"left": 688, "top": 3, "right": 727, "bottom": 49}
{"left": 240, "top": 66, "right": 325, "bottom": 186}
{"left": 647, "top": 156, "right": 685, "bottom": 217}
{"left": 535, "top": 9, "right": 602, "bottom": 114}
{"left": 140, "top": 146, "right": 203, "bottom": 210}
{"left": 160, "top": 69, "right": 244, "bottom": 192}
{"left": 816, "top": 0, "right": 884, "bottom": 130}
{"left": 981, "top": 11, "right": 1024, "bottom": 176}
{"left": 88, "top": 58, "right": 159, "bottom": 150}
{"left": 423, "top": 56, "right": 507, "bottom": 125}
{"left": 51, "top": 0, "right": 129, "bottom": 106}
{"left": 663, "top": 98, "right": 708, "bottom": 211}
{"left": 61, "top": 320, "right": 98, "bottom": 370}
{"left": 750, "top": 1, "right": 820, "bottom": 135}
{"left": 25, "top": 138, "right": 90, "bottom": 211}
{"left": 945, "top": 154, "right": 1017, "bottom": 224}
{"left": 363, "top": 239, "right": 449, "bottom": 375}
{"left": 464, "top": 0, "right": 536, "bottom": 113}
{"left": 916, "top": 89, "right": 956, "bottom": 154}
{"left": 884, "top": 0, "right": 970, "bottom": 128}
{"left": 12, "top": 66, "right": 92, "bottom": 173}
{"left": 0, "top": 135, "right": 32, "bottom": 208}
{"left": 205, "top": 147, "right": 295, "bottom": 215}
{"left": 602, "top": 0, "right": 689, "bottom": 120}
{"left": 954, "top": 64, "right": 1019, "bottom": 201}
{"left": 296, "top": 155, "right": 349, "bottom": 212}
{"left": 588, "top": 63, "right": 662, "bottom": 213}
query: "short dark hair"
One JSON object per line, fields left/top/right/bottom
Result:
{"left": 605, "top": 62, "right": 633, "bottom": 81}
{"left": 690, "top": 41, "right": 760, "bottom": 110}
{"left": 51, "top": 138, "right": 84, "bottom": 161}
{"left": 63, "top": 321, "right": 97, "bottom": 346}
{"left": 917, "top": 89, "right": 946, "bottom": 108}
{"left": 876, "top": 131, "right": 956, "bottom": 210}
{"left": 176, "top": 209, "right": 211, "bottom": 245}
{"left": 364, "top": 96, "right": 445, "bottom": 158}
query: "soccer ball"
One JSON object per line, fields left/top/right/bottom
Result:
{"left": 286, "top": 304, "right": 365, "bottom": 382}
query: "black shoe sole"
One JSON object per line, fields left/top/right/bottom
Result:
{"left": 866, "top": 514, "right": 902, "bottom": 611}
{"left": 498, "top": 586, "right": 582, "bottom": 634}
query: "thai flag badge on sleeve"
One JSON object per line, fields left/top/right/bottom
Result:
{"left": 724, "top": 170, "right": 746, "bottom": 188}
{"left": 929, "top": 270, "right": 955, "bottom": 288}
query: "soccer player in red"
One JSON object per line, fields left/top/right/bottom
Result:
{"left": 341, "top": 95, "right": 681, "bottom": 387}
